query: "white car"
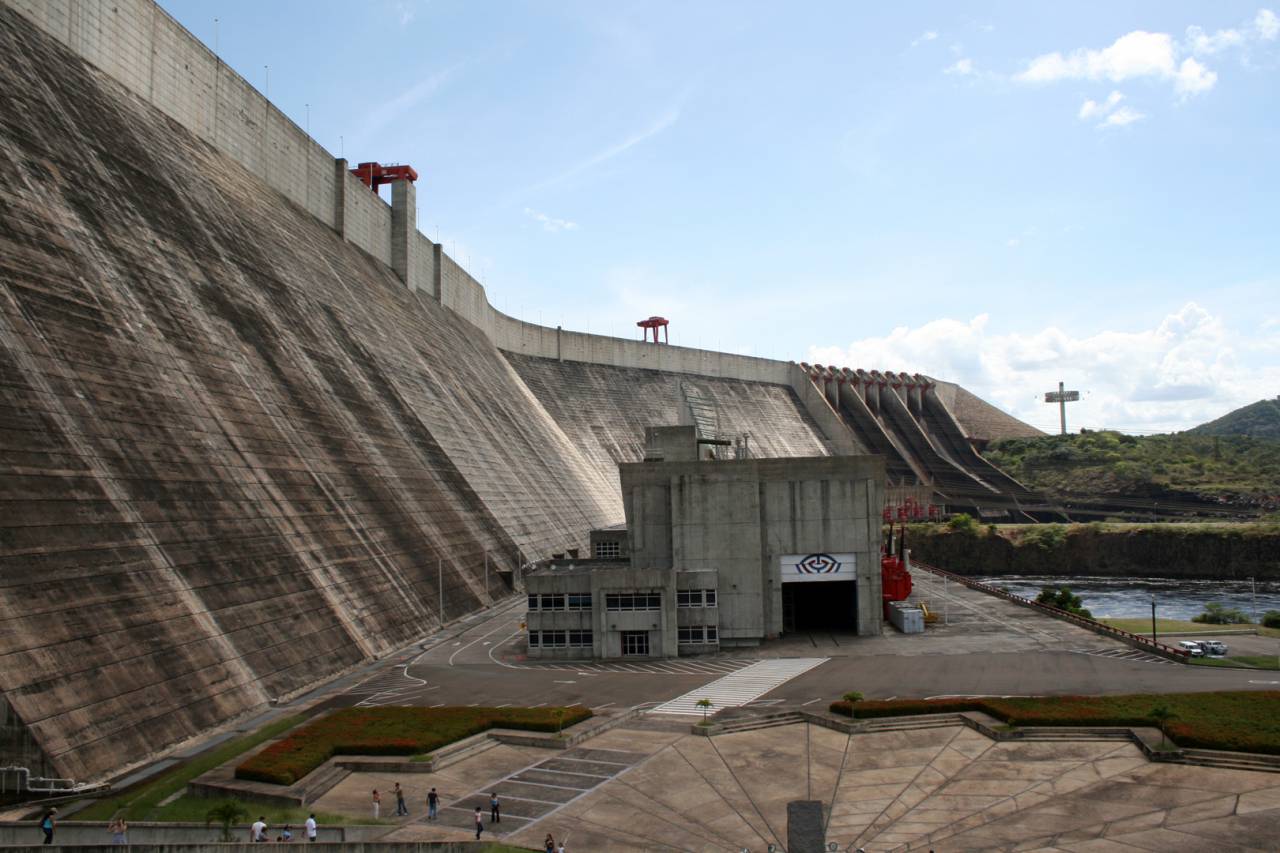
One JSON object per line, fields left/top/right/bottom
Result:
{"left": 1177, "top": 641, "right": 1205, "bottom": 657}
{"left": 1200, "top": 640, "right": 1228, "bottom": 656}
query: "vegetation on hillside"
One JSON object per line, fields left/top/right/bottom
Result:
{"left": 829, "top": 691, "right": 1280, "bottom": 754}
{"left": 1189, "top": 397, "right": 1280, "bottom": 439}
{"left": 985, "top": 430, "right": 1280, "bottom": 500}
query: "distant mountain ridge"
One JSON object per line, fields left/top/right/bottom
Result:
{"left": 1189, "top": 397, "right": 1280, "bottom": 439}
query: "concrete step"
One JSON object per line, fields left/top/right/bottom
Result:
{"left": 295, "top": 763, "right": 349, "bottom": 805}
{"left": 431, "top": 735, "right": 500, "bottom": 771}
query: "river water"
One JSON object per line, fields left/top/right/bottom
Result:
{"left": 972, "top": 575, "right": 1280, "bottom": 621}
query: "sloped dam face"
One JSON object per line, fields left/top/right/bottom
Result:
{"left": 0, "top": 3, "right": 849, "bottom": 781}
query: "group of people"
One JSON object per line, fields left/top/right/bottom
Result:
{"left": 370, "top": 782, "right": 565, "bottom": 849}
{"left": 34, "top": 811, "right": 126, "bottom": 845}
{"left": 249, "top": 814, "right": 319, "bottom": 843}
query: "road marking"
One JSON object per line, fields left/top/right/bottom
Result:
{"left": 649, "top": 658, "right": 827, "bottom": 715}
{"left": 554, "top": 680, "right": 576, "bottom": 684}
{"left": 802, "top": 697, "right": 823, "bottom": 706}
{"left": 449, "top": 617, "right": 526, "bottom": 665}
{"left": 1248, "top": 680, "right": 1280, "bottom": 685}
{"left": 594, "top": 702, "right": 615, "bottom": 710}
{"left": 430, "top": 703, "right": 445, "bottom": 708}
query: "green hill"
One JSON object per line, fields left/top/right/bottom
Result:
{"left": 985, "top": 430, "right": 1280, "bottom": 503}
{"left": 1189, "top": 397, "right": 1280, "bottom": 439}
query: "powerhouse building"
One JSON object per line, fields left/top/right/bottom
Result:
{"left": 525, "top": 427, "right": 885, "bottom": 658}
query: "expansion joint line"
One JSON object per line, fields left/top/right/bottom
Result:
{"left": 912, "top": 740, "right": 1137, "bottom": 849}
{"left": 852, "top": 724, "right": 969, "bottom": 850}
{"left": 708, "top": 733, "right": 789, "bottom": 852}
{"left": 605, "top": 761, "right": 751, "bottom": 851}
{"left": 670, "top": 743, "right": 774, "bottom": 852}
{"left": 822, "top": 728, "right": 856, "bottom": 837}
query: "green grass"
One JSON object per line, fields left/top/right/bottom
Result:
{"left": 143, "top": 794, "right": 353, "bottom": 826}
{"left": 830, "top": 691, "right": 1280, "bottom": 754}
{"left": 77, "top": 714, "right": 306, "bottom": 822}
{"left": 1098, "top": 617, "right": 1280, "bottom": 639}
{"left": 1190, "top": 656, "right": 1280, "bottom": 671}
{"left": 237, "top": 706, "right": 592, "bottom": 785}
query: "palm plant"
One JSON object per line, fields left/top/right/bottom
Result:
{"left": 205, "top": 799, "right": 249, "bottom": 843}
{"left": 696, "top": 698, "right": 713, "bottom": 722}
{"left": 1149, "top": 705, "right": 1176, "bottom": 747}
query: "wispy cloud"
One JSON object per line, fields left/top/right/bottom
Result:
{"left": 910, "top": 30, "right": 939, "bottom": 48}
{"left": 524, "top": 208, "right": 580, "bottom": 233}
{"left": 513, "top": 106, "right": 681, "bottom": 199}
{"left": 944, "top": 58, "right": 974, "bottom": 75}
{"left": 355, "top": 62, "right": 461, "bottom": 149}
{"left": 1077, "top": 90, "right": 1144, "bottom": 127}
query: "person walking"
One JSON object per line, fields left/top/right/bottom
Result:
{"left": 251, "top": 816, "right": 267, "bottom": 843}
{"left": 426, "top": 787, "right": 439, "bottom": 821}
{"left": 108, "top": 816, "right": 128, "bottom": 845}
{"left": 304, "top": 814, "right": 318, "bottom": 843}
{"left": 544, "top": 832, "right": 556, "bottom": 853}
{"left": 490, "top": 791, "right": 500, "bottom": 823}
{"left": 371, "top": 788, "right": 381, "bottom": 819}
{"left": 38, "top": 808, "right": 56, "bottom": 845}
{"left": 474, "top": 805, "right": 484, "bottom": 839}
{"left": 394, "top": 782, "right": 408, "bottom": 816}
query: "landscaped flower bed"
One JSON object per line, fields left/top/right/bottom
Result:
{"left": 237, "top": 705, "right": 592, "bottom": 785}
{"left": 829, "top": 691, "right": 1280, "bottom": 755}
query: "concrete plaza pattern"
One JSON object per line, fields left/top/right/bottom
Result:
{"left": 359, "top": 719, "right": 1280, "bottom": 851}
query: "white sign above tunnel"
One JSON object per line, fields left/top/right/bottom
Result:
{"left": 779, "top": 553, "right": 856, "bottom": 583}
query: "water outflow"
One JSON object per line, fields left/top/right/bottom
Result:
{"left": 976, "top": 575, "right": 1280, "bottom": 621}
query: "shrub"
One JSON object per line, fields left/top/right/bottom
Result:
{"left": 947, "top": 513, "right": 980, "bottom": 535}
{"left": 827, "top": 692, "right": 1280, "bottom": 754}
{"left": 1192, "top": 602, "right": 1252, "bottom": 624}
{"left": 1035, "top": 585, "right": 1092, "bottom": 619}
{"left": 841, "top": 691, "right": 863, "bottom": 703}
{"left": 1020, "top": 524, "right": 1068, "bottom": 551}
{"left": 236, "top": 706, "right": 592, "bottom": 785}
{"left": 1263, "top": 610, "right": 1280, "bottom": 629}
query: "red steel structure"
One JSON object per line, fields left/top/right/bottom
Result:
{"left": 637, "top": 316, "right": 669, "bottom": 343}
{"left": 350, "top": 161, "right": 419, "bottom": 192}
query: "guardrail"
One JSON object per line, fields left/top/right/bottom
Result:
{"left": 912, "top": 562, "right": 1192, "bottom": 662}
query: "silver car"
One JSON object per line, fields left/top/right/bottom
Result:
{"left": 1177, "top": 640, "right": 1205, "bottom": 657}
{"left": 1200, "top": 640, "right": 1228, "bottom": 656}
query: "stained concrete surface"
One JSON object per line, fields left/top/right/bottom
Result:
{"left": 327, "top": 720, "right": 1280, "bottom": 851}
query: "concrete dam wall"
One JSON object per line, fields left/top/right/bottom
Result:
{"left": 0, "top": 1, "right": 851, "bottom": 783}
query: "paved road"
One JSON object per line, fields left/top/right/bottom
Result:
{"left": 320, "top": 594, "right": 1280, "bottom": 719}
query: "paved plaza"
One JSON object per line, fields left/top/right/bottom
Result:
{"left": 319, "top": 718, "right": 1280, "bottom": 851}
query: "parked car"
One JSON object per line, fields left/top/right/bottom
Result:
{"left": 1177, "top": 640, "right": 1205, "bottom": 657}
{"left": 1200, "top": 640, "right": 1228, "bottom": 656}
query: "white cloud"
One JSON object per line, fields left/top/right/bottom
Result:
{"left": 1174, "top": 56, "right": 1217, "bottom": 94}
{"left": 1078, "top": 90, "right": 1124, "bottom": 119}
{"left": 523, "top": 207, "right": 579, "bottom": 233}
{"left": 807, "top": 303, "right": 1280, "bottom": 433}
{"left": 1101, "top": 105, "right": 1146, "bottom": 127}
{"left": 1255, "top": 8, "right": 1279, "bottom": 39}
{"left": 1006, "top": 238, "right": 1020, "bottom": 248}
{"left": 944, "top": 58, "right": 974, "bottom": 75}
{"left": 1185, "top": 24, "right": 1245, "bottom": 55}
{"left": 1017, "top": 30, "right": 1182, "bottom": 85}
{"left": 911, "top": 30, "right": 939, "bottom": 47}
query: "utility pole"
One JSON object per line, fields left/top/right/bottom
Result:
{"left": 438, "top": 556, "right": 444, "bottom": 621}
{"left": 1044, "top": 381, "right": 1080, "bottom": 435}
{"left": 485, "top": 549, "right": 490, "bottom": 599}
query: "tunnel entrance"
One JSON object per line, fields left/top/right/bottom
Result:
{"left": 782, "top": 580, "right": 857, "bottom": 633}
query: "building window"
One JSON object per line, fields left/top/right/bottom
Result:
{"left": 605, "top": 592, "right": 661, "bottom": 611}
{"left": 567, "top": 593, "right": 592, "bottom": 611}
{"left": 528, "top": 630, "right": 540, "bottom": 647}
{"left": 676, "top": 590, "right": 702, "bottom": 608}
{"left": 541, "top": 630, "right": 567, "bottom": 648}
{"left": 706, "top": 625, "right": 718, "bottom": 642}
{"left": 527, "top": 594, "right": 539, "bottom": 611}
{"left": 621, "top": 631, "right": 650, "bottom": 656}
{"left": 568, "top": 630, "right": 593, "bottom": 647}
{"left": 678, "top": 626, "right": 704, "bottom": 643}
{"left": 704, "top": 589, "right": 717, "bottom": 607}
{"left": 540, "top": 594, "right": 565, "bottom": 611}
{"left": 594, "top": 540, "right": 621, "bottom": 558}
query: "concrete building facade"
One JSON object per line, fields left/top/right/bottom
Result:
{"left": 526, "top": 428, "right": 884, "bottom": 659}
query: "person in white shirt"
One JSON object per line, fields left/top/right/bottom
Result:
{"left": 250, "top": 818, "right": 267, "bottom": 843}
{"left": 304, "top": 814, "right": 317, "bottom": 843}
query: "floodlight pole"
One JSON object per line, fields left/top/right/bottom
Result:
{"left": 1151, "top": 595, "right": 1157, "bottom": 644}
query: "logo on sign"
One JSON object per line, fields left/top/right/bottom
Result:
{"left": 796, "top": 553, "right": 841, "bottom": 574}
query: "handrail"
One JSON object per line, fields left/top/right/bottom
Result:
{"left": 912, "top": 562, "right": 1192, "bottom": 661}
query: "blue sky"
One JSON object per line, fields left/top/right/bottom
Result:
{"left": 161, "top": 1, "right": 1278, "bottom": 433}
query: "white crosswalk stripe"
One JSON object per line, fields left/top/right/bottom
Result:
{"left": 519, "top": 658, "right": 756, "bottom": 676}
{"left": 1071, "top": 648, "right": 1175, "bottom": 665}
{"left": 648, "top": 658, "right": 828, "bottom": 715}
